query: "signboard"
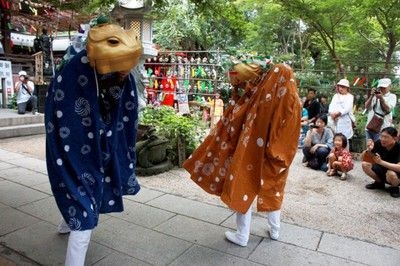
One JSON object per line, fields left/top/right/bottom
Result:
{"left": 0, "top": 60, "right": 13, "bottom": 107}
{"left": 176, "top": 93, "right": 190, "bottom": 114}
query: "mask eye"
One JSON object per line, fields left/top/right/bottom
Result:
{"left": 107, "top": 38, "right": 120, "bottom": 45}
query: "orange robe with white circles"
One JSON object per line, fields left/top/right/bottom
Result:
{"left": 183, "top": 64, "right": 301, "bottom": 213}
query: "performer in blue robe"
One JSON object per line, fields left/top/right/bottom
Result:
{"left": 45, "top": 47, "right": 141, "bottom": 265}
{"left": 45, "top": 49, "right": 140, "bottom": 230}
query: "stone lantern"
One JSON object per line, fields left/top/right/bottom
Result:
{"left": 111, "top": 0, "right": 158, "bottom": 107}
{"left": 111, "top": 0, "right": 157, "bottom": 57}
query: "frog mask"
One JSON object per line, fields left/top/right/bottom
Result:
{"left": 87, "top": 23, "right": 143, "bottom": 74}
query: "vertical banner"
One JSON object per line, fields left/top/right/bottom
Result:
{"left": 176, "top": 93, "right": 190, "bottom": 114}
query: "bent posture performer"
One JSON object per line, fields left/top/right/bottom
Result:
{"left": 45, "top": 23, "right": 142, "bottom": 265}
{"left": 183, "top": 63, "right": 301, "bottom": 246}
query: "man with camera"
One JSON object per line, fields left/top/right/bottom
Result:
{"left": 364, "top": 78, "right": 396, "bottom": 142}
{"left": 14, "top": 71, "right": 38, "bottom": 115}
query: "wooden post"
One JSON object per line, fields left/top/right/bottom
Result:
{"left": 33, "top": 52, "right": 44, "bottom": 85}
{"left": 177, "top": 135, "right": 186, "bottom": 167}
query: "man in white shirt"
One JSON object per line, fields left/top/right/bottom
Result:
{"left": 364, "top": 78, "right": 397, "bottom": 141}
{"left": 14, "top": 71, "right": 38, "bottom": 115}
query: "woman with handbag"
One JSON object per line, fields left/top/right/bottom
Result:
{"left": 364, "top": 78, "right": 397, "bottom": 142}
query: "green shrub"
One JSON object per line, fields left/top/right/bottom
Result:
{"left": 139, "top": 105, "right": 207, "bottom": 164}
{"left": 353, "top": 111, "right": 367, "bottom": 138}
{"left": 7, "top": 94, "right": 17, "bottom": 109}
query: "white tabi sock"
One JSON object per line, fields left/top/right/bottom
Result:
{"left": 225, "top": 207, "right": 252, "bottom": 247}
{"left": 267, "top": 210, "right": 281, "bottom": 240}
{"left": 65, "top": 229, "right": 92, "bottom": 266}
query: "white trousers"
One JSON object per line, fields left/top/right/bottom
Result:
{"left": 236, "top": 209, "right": 281, "bottom": 238}
{"left": 65, "top": 229, "right": 92, "bottom": 266}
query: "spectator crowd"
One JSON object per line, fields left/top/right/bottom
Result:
{"left": 299, "top": 77, "right": 400, "bottom": 198}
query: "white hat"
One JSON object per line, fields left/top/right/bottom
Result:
{"left": 18, "top": 70, "right": 27, "bottom": 76}
{"left": 377, "top": 78, "right": 391, "bottom": 88}
{"left": 337, "top": 79, "right": 350, "bottom": 88}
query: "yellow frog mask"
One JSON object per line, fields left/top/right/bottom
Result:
{"left": 230, "top": 63, "right": 262, "bottom": 86}
{"left": 87, "top": 23, "right": 143, "bottom": 74}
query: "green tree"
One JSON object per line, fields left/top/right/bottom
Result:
{"left": 275, "top": 0, "right": 360, "bottom": 77}
{"left": 352, "top": 0, "right": 400, "bottom": 75}
{"left": 151, "top": 0, "right": 245, "bottom": 51}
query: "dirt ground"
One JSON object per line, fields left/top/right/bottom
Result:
{"left": 0, "top": 134, "right": 399, "bottom": 250}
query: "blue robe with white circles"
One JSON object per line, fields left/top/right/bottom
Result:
{"left": 45, "top": 50, "right": 141, "bottom": 231}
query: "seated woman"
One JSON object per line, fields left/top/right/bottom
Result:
{"left": 302, "top": 114, "right": 334, "bottom": 170}
{"left": 327, "top": 133, "right": 354, "bottom": 180}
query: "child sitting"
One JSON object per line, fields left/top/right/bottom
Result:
{"left": 327, "top": 133, "right": 354, "bottom": 180}
{"left": 298, "top": 101, "right": 309, "bottom": 148}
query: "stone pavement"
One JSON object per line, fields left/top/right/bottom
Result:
{"left": 0, "top": 148, "right": 400, "bottom": 266}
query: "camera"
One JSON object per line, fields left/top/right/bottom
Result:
{"left": 374, "top": 88, "right": 381, "bottom": 94}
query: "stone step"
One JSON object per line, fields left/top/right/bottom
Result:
{"left": 0, "top": 114, "right": 44, "bottom": 127}
{"left": 0, "top": 109, "right": 45, "bottom": 139}
{"left": 0, "top": 123, "right": 45, "bottom": 139}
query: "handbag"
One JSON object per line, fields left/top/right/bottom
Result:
{"left": 366, "top": 113, "right": 384, "bottom": 133}
{"left": 366, "top": 101, "right": 386, "bottom": 133}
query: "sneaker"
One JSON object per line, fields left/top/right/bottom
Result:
{"left": 225, "top": 231, "right": 248, "bottom": 247}
{"left": 268, "top": 229, "right": 279, "bottom": 240}
{"left": 340, "top": 173, "right": 347, "bottom": 181}
{"left": 388, "top": 186, "right": 400, "bottom": 198}
{"left": 57, "top": 219, "right": 71, "bottom": 234}
{"left": 365, "top": 181, "right": 385, "bottom": 190}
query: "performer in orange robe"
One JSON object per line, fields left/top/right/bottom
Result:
{"left": 183, "top": 63, "right": 300, "bottom": 246}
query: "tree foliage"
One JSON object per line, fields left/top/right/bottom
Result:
{"left": 40, "top": 0, "right": 400, "bottom": 79}
{"left": 151, "top": 0, "right": 245, "bottom": 51}
{"left": 354, "top": 0, "right": 400, "bottom": 73}
{"left": 273, "top": 0, "right": 400, "bottom": 77}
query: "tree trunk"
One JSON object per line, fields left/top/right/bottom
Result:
{"left": 384, "top": 33, "right": 396, "bottom": 75}
{"left": 332, "top": 55, "right": 345, "bottom": 78}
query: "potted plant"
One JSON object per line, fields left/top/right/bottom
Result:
{"left": 139, "top": 105, "right": 207, "bottom": 166}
